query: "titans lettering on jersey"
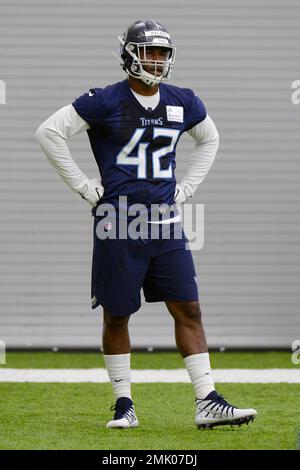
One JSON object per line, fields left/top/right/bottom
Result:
{"left": 72, "top": 79, "right": 206, "bottom": 212}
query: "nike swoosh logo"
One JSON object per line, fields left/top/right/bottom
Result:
{"left": 114, "top": 379, "right": 123, "bottom": 383}
{"left": 89, "top": 91, "right": 94, "bottom": 96}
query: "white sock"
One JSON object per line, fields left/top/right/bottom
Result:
{"left": 103, "top": 353, "right": 132, "bottom": 400}
{"left": 184, "top": 352, "right": 215, "bottom": 399}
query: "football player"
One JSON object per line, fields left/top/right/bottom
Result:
{"left": 35, "top": 20, "right": 257, "bottom": 429}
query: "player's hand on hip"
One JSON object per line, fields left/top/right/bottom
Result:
{"left": 77, "top": 178, "right": 104, "bottom": 207}
{"left": 174, "top": 183, "right": 188, "bottom": 205}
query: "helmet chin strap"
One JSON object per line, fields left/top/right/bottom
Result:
{"left": 126, "top": 68, "right": 162, "bottom": 87}
{"left": 127, "top": 63, "right": 164, "bottom": 87}
{"left": 140, "top": 74, "right": 162, "bottom": 87}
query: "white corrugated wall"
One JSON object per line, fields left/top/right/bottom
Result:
{"left": 0, "top": 0, "right": 299, "bottom": 348}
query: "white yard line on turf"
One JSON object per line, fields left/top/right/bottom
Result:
{"left": 0, "top": 368, "right": 299, "bottom": 383}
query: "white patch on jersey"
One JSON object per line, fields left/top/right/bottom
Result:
{"left": 166, "top": 105, "right": 184, "bottom": 123}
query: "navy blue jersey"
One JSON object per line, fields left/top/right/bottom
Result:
{"left": 72, "top": 79, "right": 206, "bottom": 211}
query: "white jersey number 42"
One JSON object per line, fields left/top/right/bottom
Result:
{"left": 116, "top": 127, "right": 180, "bottom": 179}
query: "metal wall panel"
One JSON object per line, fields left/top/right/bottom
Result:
{"left": 0, "top": 0, "right": 299, "bottom": 348}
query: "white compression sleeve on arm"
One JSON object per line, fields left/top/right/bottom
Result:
{"left": 180, "top": 115, "right": 220, "bottom": 198}
{"left": 35, "top": 104, "right": 92, "bottom": 193}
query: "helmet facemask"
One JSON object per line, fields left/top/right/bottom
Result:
{"left": 119, "top": 35, "right": 176, "bottom": 87}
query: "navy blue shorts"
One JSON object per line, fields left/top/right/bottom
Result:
{"left": 91, "top": 214, "right": 199, "bottom": 317}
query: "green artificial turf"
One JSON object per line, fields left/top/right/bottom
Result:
{"left": 1, "top": 352, "right": 299, "bottom": 449}
{"left": 2, "top": 351, "right": 298, "bottom": 370}
{"left": 0, "top": 383, "right": 299, "bottom": 450}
